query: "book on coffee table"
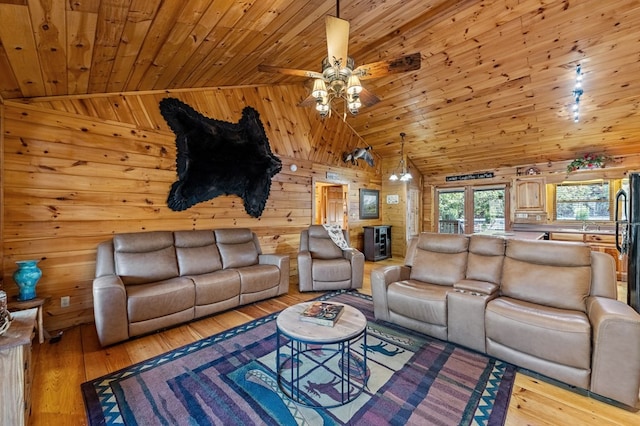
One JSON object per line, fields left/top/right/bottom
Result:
{"left": 299, "top": 302, "right": 344, "bottom": 327}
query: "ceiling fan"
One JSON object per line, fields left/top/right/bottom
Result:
{"left": 258, "top": 1, "right": 421, "bottom": 118}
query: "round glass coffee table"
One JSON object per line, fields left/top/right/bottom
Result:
{"left": 276, "top": 301, "right": 368, "bottom": 407}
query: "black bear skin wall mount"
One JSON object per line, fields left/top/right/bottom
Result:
{"left": 159, "top": 98, "right": 282, "bottom": 217}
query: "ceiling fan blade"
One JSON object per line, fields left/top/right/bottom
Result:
{"left": 326, "top": 15, "right": 349, "bottom": 68}
{"left": 298, "top": 93, "right": 317, "bottom": 108}
{"left": 258, "top": 64, "right": 323, "bottom": 79}
{"left": 358, "top": 88, "right": 380, "bottom": 107}
{"left": 354, "top": 52, "right": 421, "bottom": 80}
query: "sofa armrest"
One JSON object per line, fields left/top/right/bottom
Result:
{"left": 587, "top": 296, "right": 640, "bottom": 408}
{"left": 95, "top": 240, "right": 115, "bottom": 277}
{"left": 343, "top": 249, "right": 364, "bottom": 289}
{"left": 93, "top": 275, "right": 129, "bottom": 346}
{"left": 259, "top": 253, "right": 290, "bottom": 295}
{"left": 371, "top": 265, "right": 411, "bottom": 321}
{"left": 297, "top": 251, "right": 313, "bottom": 292}
{"left": 453, "top": 279, "right": 499, "bottom": 297}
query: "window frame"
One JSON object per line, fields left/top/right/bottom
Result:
{"left": 550, "top": 178, "right": 623, "bottom": 222}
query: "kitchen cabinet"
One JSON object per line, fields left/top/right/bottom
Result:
{"left": 584, "top": 233, "right": 627, "bottom": 281}
{"left": 513, "top": 177, "right": 547, "bottom": 223}
{"left": 363, "top": 225, "right": 391, "bottom": 261}
{"left": 549, "top": 232, "right": 626, "bottom": 281}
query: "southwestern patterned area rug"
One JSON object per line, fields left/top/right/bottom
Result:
{"left": 82, "top": 291, "right": 515, "bottom": 425}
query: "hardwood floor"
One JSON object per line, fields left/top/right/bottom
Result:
{"left": 28, "top": 259, "right": 639, "bottom": 425}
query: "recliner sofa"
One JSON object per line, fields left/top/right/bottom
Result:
{"left": 372, "top": 232, "right": 640, "bottom": 408}
{"left": 93, "top": 228, "right": 289, "bottom": 346}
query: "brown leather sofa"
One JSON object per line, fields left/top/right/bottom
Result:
{"left": 298, "top": 225, "right": 364, "bottom": 292}
{"left": 93, "top": 228, "right": 289, "bottom": 346}
{"left": 372, "top": 232, "right": 640, "bottom": 408}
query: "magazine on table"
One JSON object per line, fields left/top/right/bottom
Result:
{"left": 299, "top": 302, "right": 344, "bottom": 327}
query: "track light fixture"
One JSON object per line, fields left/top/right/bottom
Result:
{"left": 572, "top": 64, "right": 583, "bottom": 122}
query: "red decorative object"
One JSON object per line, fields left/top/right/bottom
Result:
{"left": 567, "top": 153, "right": 608, "bottom": 172}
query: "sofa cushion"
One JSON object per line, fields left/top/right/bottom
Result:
{"left": 308, "top": 225, "right": 343, "bottom": 259}
{"left": 466, "top": 235, "right": 505, "bottom": 284}
{"left": 415, "top": 232, "right": 469, "bottom": 253}
{"left": 469, "top": 235, "right": 506, "bottom": 256}
{"left": 486, "top": 297, "right": 591, "bottom": 370}
{"left": 236, "top": 264, "right": 281, "bottom": 293}
{"left": 190, "top": 269, "right": 241, "bottom": 306}
{"left": 113, "top": 231, "right": 174, "bottom": 253}
{"left": 126, "top": 277, "right": 194, "bottom": 322}
{"left": 410, "top": 233, "right": 469, "bottom": 285}
{"left": 466, "top": 252, "right": 503, "bottom": 284}
{"left": 214, "top": 228, "right": 255, "bottom": 245}
{"left": 215, "top": 229, "right": 259, "bottom": 268}
{"left": 387, "top": 280, "right": 451, "bottom": 326}
{"left": 114, "top": 231, "right": 179, "bottom": 285}
{"left": 311, "top": 258, "right": 352, "bottom": 282}
{"left": 502, "top": 239, "right": 591, "bottom": 311}
{"left": 174, "top": 230, "right": 223, "bottom": 275}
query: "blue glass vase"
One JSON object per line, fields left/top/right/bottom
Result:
{"left": 13, "top": 260, "right": 42, "bottom": 301}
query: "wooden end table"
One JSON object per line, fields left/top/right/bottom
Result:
{"left": 8, "top": 297, "right": 47, "bottom": 344}
{"left": 276, "top": 301, "right": 368, "bottom": 407}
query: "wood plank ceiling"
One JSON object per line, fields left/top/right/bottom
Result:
{"left": 0, "top": 0, "right": 639, "bottom": 177}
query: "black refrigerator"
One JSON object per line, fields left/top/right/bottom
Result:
{"left": 615, "top": 172, "right": 640, "bottom": 313}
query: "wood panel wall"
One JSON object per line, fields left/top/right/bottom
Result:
{"left": 0, "top": 86, "right": 382, "bottom": 331}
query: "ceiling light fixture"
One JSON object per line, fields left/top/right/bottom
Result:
{"left": 389, "top": 132, "right": 412, "bottom": 182}
{"left": 312, "top": 43, "right": 363, "bottom": 117}
{"left": 311, "top": 0, "right": 365, "bottom": 118}
{"left": 572, "top": 64, "right": 583, "bottom": 122}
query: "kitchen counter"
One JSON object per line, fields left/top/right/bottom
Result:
{"left": 513, "top": 224, "right": 616, "bottom": 236}
{"left": 477, "top": 231, "right": 546, "bottom": 240}
{"left": 547, "top": 228, "right": 615, "bottom": 235}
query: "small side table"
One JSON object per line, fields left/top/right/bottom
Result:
{"left": 8, "top": 297, "right": 47, "bottom": 344}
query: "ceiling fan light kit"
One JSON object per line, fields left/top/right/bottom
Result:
{"left": 313, "top": 18, "right": 366, "bottom": 117}
{"left": 258, "top": 1, "right": 421, "bottom": 119}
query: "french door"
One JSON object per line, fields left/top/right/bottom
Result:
{"left": 437, "top": 185, "right": 507, "bottom": 234}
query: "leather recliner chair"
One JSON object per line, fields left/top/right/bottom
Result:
{"left": 297, "top": 225, "right": 364, "bottom": 292}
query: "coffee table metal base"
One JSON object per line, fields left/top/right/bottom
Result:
{"left": 275, "top": 302, "right": 367, "bottom": 407}
{"left": 276, "top": 328, "right": 367, "bottom": 407}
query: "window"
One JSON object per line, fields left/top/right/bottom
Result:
{"left": 554, "top": 180, "right": 611, "bottom": 221}
{"left": 437, "top": 185, "right": 507, "bottom": 234}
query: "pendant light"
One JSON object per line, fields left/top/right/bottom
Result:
{"left": 389, "top": 132, "right": 412, "bottom": 181}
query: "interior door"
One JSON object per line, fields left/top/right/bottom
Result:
{"left": 407, "top": 188, "right": 421, "bottom": 239}
{"left": 313, "top": 181, "right": 349, "bottom": 229}
{"left": 326, "top": 186, "right": 344, "bottom": 226}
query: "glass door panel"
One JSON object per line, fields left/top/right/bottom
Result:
{"left": 438, "top": 190, "right": 465, "bottom": 234}
{"left": 473, "top": 188, "right": 505, "bottom": 232}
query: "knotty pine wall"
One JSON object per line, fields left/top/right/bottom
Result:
{"left": 0, "top": 86, "right": 383, "bottom": 331}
